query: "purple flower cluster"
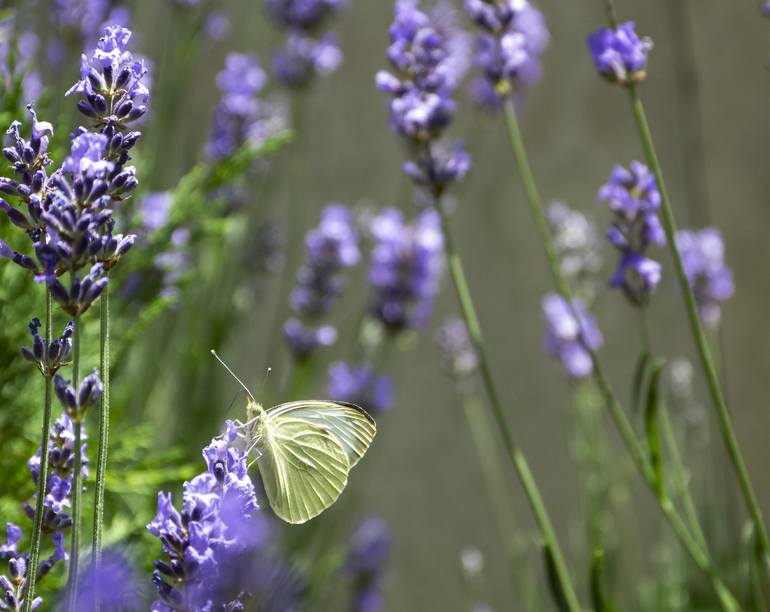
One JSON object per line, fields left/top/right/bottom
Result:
{"left": 54, "top": 369, "right": 104, "bottom": 421}
{"left": 368, "top": 208, "right": 443, "bottom": 331}
{"left": 345, "top": 516, "right": 392, "bottom": 612}
{"left": 26, "top": 412, "right": 89, "bottom": 534}
{"left": 587, "top": 22, "right": 652, "bottom": 85}
{"left": 206, "top": 53, "right": 282, "bottom": 160}
{"left": 464, "top": 0, "right": 549, "bottom": 108}
{"left": 264, "top": 0, "right": 344, "bottom": 88}
{"left": 285, "top": 204, "right": 360, "bottom": 359}
{"left": 148, "top": 426, "right": 261, "bottom": 611}
{"left": 52, "top": 1, "right": 131, "bottom": 47}
{"left": 327, "top": 362, "right": 393, "bottom": 413}
{"left": 676, "top": 228, "right": 734, "bottom": 328}
{"left": 542, "top": 293, "right": 603, "bottom": 380}
{"left": 0, "top": 525, "right": 67, "bottom": 611}
{"left": 598, "top": 161, "right": 665, "bottom": 306}
{"left": 434, "top": 316, "right": 478, "bottom": 382}
{"left": 20, "top": 318, "right": 74, "bottom": 377}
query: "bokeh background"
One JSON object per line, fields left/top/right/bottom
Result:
{"left": 2, "top": 0, "right": 769, "bottom": 609}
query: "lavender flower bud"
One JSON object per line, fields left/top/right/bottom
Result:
{"left": 542, "top": 293, "right": 603, "bottom": 379}
{"left": 588, "top": 22, "right": 652, "bottom": 84}
{"left": 327, "top": 362, "right": 393, "bottom": 414}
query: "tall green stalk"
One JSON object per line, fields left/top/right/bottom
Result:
{"left": 435, "top": 202, "right": 582, "bottom": 612}
{"left": 91, "top": 285, "right": 110, "bottom": 604}
{"left": 501, "top": 96, "right": 739, "bottom": 611}
{"left": 22, "top": 291, "right": 53, "bottom": 612}
{"left": 66, "top": 315, "right": 82, "bottom": 612}
{"left": 600, "top": 0, "right": 769, "bottom": 563}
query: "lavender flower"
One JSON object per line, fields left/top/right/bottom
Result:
{"left": 26, "top": 412, "right": 88, "bottom": 533}
{"left": 66, "top": 25, "right": 149, "bottom": 127}
{"left": 148, "top": 428, "right": 260, "bottom": 611}
{"left": 53, "top": 369, "right": 103, "bottom": 421}
{"left": 547, "top": 201, "right": 603, "bottom": 302}
{"left": 327, "top": 362, "right": 393, "bottom": 413}
{"left": 368, "top": 208, "right": 443, "bottom": 331}
{"left": 377, "top": 0, "right": 470, "bottom": 194}
{"left": 598, "top": 161, "right": 665, "bottom": 305}
{"left": 20, "top": 318, "right": 74, "bottom": 376}
{"left": 676, "top": 228, "right": 734, "bottom": 328}
{"left": 587, "top": 22, "right": 652, "bottom": 85}
{"left": 542, "top": 293, "right": 603, "bottom": 379}
{"left": 70, "top": 551, "right": 139, "bottom": 611}
{"left": 265, "top": 0, "right": 344, "bottom": 89}
{"left": 434, "top": 316, "right": 478, "bottom": 381}
{"left": 464, "top": 0, "right": 549, "bottom": 102}
{"left": 346, "top": 516, "right": 391, "bottom": 612}
{"left": 284, "top": 204, "right": 359, "bottom": 359}
{"left": 206, "top": 53, "right": 284, "bottom": 160}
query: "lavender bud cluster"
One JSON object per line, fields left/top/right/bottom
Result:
{"left": 598, "top": 161, "right": 665, "bottom": 306}
{"left": 587, "top": 22, "right": 652, "bottom": 85}
{"left": 327, "top": 362, "right": 393, "bottom": 414}
{"left": 345, "top": 516, "right": 392, "bottom": 612}
{"left": 19, "top": 319, "right": 74, "bottom": 377}
{"left": 542, "top": 294, "right": 603, "bottom": 380}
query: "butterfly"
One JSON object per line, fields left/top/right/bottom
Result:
{"left": 212, "top": 351, "right": 377, "bottom": 524}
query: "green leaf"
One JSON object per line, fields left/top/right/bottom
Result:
{"left": 590, "top": 549, "right": 617, "bottom": 612}
{"left": 631, "top": 349, "right": 650, "bottom": 415}
{"left": 644, "top": 358, "right": 666, "bottom": 499}
{"left": 542, "top": 543, "right": 569, "bottom": 612}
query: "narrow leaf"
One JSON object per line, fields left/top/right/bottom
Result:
{"left": 644, "top": 358, "right": 666, "bottom": 499}
{"left": 542, "top": 543, "right": 569, "bottom": 612}
{"left": 590, "top": 549, "right": 617, "bottom": 612}
{"left": 631, "top": 349, "right": 650, "bottom": 415}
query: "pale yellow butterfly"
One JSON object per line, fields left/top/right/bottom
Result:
{"left": 211, "top": 351, "right": 377, "bottom": 524}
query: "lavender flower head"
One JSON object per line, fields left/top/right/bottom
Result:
{"left": 264, "top": 0, "right": 344, "bottom": 31}
{"left": 542, "top": 293, "right": 603, "bottom": 379}
{"left": 346, "top": 516, "right": 392, "bottom": 612}
{"left": 20, "top": 318, "right": 74, "bottom": 377}
{"left": 588, "top": 21, "right": 652, "bottom": 85}
{"left": 368, "top": 207, "right": 443, "bottom": 331}
{"left": 148, "top": 428, "right": 259, "bottom": 611}
{"left": 676, "top": 228, "right": 734, "bottom": 328}
{"left": 206, "top": 53, "right": 285, "bottom": 159}
{"left": 285, "top": 204, "right": 359, "bottom": 359}
{"left": 547, "top": 201, "right": 602, "bottom": 302}
{"left": 53, "top": 369, "right": 103, "bottom": 421}
{"left": 464, "top": 0, "right": 549, "bottom": 104}
{"left": 327, "top": 362, "right": 393, "bottom": 413}
{"left": 66, "top": 26, "right": 150, "bottom": 127}
{"left": 598, "top": 161, "right": 665, "bottom": 306}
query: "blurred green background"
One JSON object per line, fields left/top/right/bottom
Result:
{"left": 5, "top": 0, "right": 770, "bottom": 609}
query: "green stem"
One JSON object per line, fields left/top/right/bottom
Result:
{"left": 66, "top": 315, "right": 82, "bottom": 612}
{"left": 22, "top": 291, "right": 53, "bottom": 612}
{"left": 501, "top": 95, "right": 740, "bottom": 611}
{"left": 623, "top": 82, "right": 769, "bottom": 557}
{"left": 91, "top": 284, "right": 110, "bottom": 606}
{"left": 435, "top": 203, "right": 582, "bottom": 612}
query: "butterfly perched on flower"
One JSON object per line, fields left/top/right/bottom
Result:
{"left": 213, "top": 351, "right": 377, "bottom": 524}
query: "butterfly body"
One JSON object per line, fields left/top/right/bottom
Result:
{"left": 238, "top": 398, "right": 376, "bottom": 524}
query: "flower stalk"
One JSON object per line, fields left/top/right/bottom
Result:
{"left": 66, "top": 315, "right": 82, "bottom": 612}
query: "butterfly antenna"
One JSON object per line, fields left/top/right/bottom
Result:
{"left": 210, "top": 350, "right": 255, "bottom": 401}
{"left": 258, "top": 367, "right": 273, "bottom": 395}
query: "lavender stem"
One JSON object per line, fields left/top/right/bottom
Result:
{"left": 65, "top": 314, "right": 82, "bottom": 612}
{"left": 21, "top": 291, "right": 53, "bottom": 612}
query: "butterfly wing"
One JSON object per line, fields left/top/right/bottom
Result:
{"left": 257, "top": 414, "right": 350, "bottom": 524}
{"left": 266, "top": 400, "right": 376, "bottom": 468}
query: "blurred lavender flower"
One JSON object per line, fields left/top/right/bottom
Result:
{"left": 70, "top": 551, "right": 140, "bottom": 611}
{"left": 542, "top": 293, "right": 603, "bottom": 379}
{"left": 598, "top": 161, "right": 665, "bottom": 306}
{"left": 139, "top": 191, "right": 171, "bottom": 233}
{"left": 588, "top": 22, "right": 652, "bottom": 85}
{"left": 204, "top": 12, "right": 231, "bottom": 41}
{"left": 206, "top": 52, "right": 286, "bottom": 159}
{"left": 464, "top": 0, "right": 549, "bottom": 107}
{"left": 265, "top": 0, "right": 344, "bottom": 88}
{"left": 52, "top": 1, "right": 130, "bottom": 44}
{"left": 547, "top": 201, "right": 602, "bottom": 302}
{"left": 20, "top": 318, "right": 74, "bottom": 376}
{"left": 148, "top": 429, "right": 260, "bottom": 611}
{"left": 435, "top": 316, "right": 478, "bottom": 382}
{"left": 676, "top": 228, "right": 734, "bottom": 328}
{"left": 377, "top": 0, "right": 470, "bottom": 195}
{"left": 346, "top": 516, "right": 391, "bottom": 612}
{"left": 368, "top": 207, "right": 443, "bottom": 331}
{"left": 284, "top": 204, "right": 359, "bottom": 359}
{"left": 0, "top": 19, "right": 43, "bottom": 104}
{"left": 327, "top": 362, "right": 393, "bottom": 413}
